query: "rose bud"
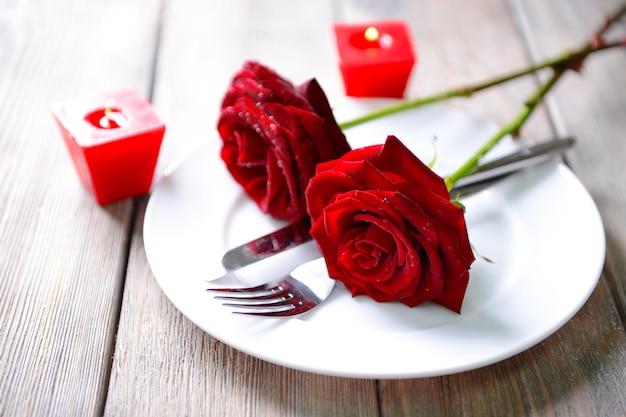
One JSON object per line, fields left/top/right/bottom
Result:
{"left": 305, "top": 135, "right": 475, "bottom": 313}
{"left": 218, "top": 61, "right": 351, "bottom": 221}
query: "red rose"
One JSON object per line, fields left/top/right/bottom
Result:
{"left": 218, "top": 61, "right": 351, "bottom": 221}
{"left": 305, "top": 135, "right": 475, "bottom": 312}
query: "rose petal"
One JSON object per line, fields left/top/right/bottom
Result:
{"left": 305, "top": 169, "right": 364, "bottom": 220}
{"left": 432, "top": 271, "right": 470, "bottom": 313}
{"left": 386, "top": 191, "right": 439, "bottom": 247}
{"left": 297, "top": 79, "right": 351, "bottom": 159}
{"left": 312, "top": 191, "right": 426, "bottom": 301}
{"left": 375, "top": 136, "right": 450, "bottom": 198}
{"left": 218, "top": 61, "right": 351, "bottom": 221}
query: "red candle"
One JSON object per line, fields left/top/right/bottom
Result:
{"left": 333, "top": 20, "right": 417, "bottom": 98}
{"left": 51, "top": 88, "right": 165, "bottom": 205}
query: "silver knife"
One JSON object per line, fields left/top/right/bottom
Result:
{"left": 222, "top": 137, "right": 575, "bottom": 271}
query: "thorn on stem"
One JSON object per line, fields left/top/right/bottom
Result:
{"left": 590, "top": 34, "right": 605, "bottom": 49}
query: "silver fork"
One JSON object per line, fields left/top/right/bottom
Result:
{"left": 207, "top": 258, "right": 333, "bottom": 317}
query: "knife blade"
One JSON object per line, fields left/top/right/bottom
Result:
{"left": 221, "top": 137, "right": 575, "bottom": 272}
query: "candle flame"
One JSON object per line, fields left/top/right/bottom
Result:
{"left": 99, "top": 108, "right": 127, "bottom": 128}
{"left": 364, "top": 27, "right": 379, "bottom": 43}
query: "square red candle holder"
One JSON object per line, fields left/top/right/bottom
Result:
{"left": 333, "top": 20, "right": 417, "bottom": 98}
{"left": 51, "top": 88, "right": 165, "bottom": 205}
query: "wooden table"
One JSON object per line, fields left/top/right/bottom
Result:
{"left": 2, "top": 0, "right": 625, "bottom": 415}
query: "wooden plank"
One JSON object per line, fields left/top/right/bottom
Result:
{"left": 377, "top": 0, "right": 626, "bottom": 415}
{"left": 517, "top": 0, "right": 626, "bottom": 411}
{"left": 0, "top": 0, "right": 162, "bottom": 416}
{"left": 519, "top": 0, "right": 626, "bottom": 325}
{"left": 105, "top": 0, "right": 380, "bottom": 416}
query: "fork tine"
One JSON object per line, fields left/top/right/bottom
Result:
{"left": 236, "top": 299, "right": 319, "bottom": 317}
{"left": 215, "top": 293, "right": 284, "bottom": 301}
{"left": 231, "top": 301, "right": 313, "bottom": 317}
{"left": 208, "top": 284, "right": 286, "bottom": 300}
{"left": 223, "top": 300, "right": 294, "bottom": 311}
{"left": 223, "top": 297, "right": 298, "bottom": 316}
{"left": 218, "top": 293, "right": 293, "bottom": 304}
{"left": 233, "top": 306, "right": 302, "bottom": 317}
{"left": 206, "top": 283, "right": 273, "bottom": 293}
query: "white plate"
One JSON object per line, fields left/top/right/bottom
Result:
{"left": 144, "top": 99, "right": 605, "bottom": 379}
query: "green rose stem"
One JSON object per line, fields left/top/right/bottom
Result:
{"left": 444, "top": 68, "right": 565, "bottom": 189}
{"left": 337, "top": 4, "right": 626, "bottom": 132}
{"left": 444, "top": 2, "right": 626, "bottom": 189}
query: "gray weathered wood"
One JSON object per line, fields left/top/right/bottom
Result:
{"left": 376, "top": 1, "right": 626, "bottom": 415}
{"left": 104, "top": 1, "right": 379, "bottom": 416}
{"left": 1, "top": 0, "right": 625, "bottom": 416}
{"left": 0, "top": 0, "right": 162, "bottom": 416}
